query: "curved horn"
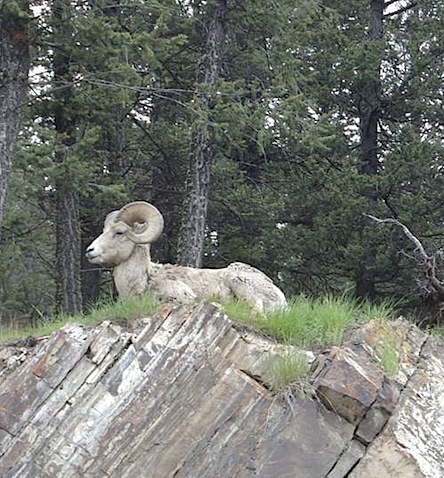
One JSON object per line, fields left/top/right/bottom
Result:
{"left": 116, "top": 201, "right": 164, "bottom": 244}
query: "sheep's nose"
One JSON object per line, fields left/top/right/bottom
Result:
{"left": 85, "top": 245, "right": 95, "bottom": 256}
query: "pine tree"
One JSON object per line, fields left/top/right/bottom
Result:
{"left": 0, "top": 1, "right": 30, "bottom": 234}
{"left": 178, "top": 0, "right": 228, "bottom": 267}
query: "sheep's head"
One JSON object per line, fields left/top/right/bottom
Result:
{"left": 86, "top": 201, "right": 164, "bottom": 267}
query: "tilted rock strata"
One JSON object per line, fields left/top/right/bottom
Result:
{"left": 0, "top": 303, "right": 442, "bottom": 477}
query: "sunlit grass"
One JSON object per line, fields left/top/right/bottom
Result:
{"left": 0, "top": 295, "right": 160, "bottom": 343}
{"left": 219, "top": 294, "right": 398, "bottom": 349}
{"left": 84, "top": 294, "right": 160, "bottom": 323}
{"left": 1, "top": 293, "right": 398, "bottom": 348}
{"left": 261, "top": 295, "right": 357, "bottom": 347}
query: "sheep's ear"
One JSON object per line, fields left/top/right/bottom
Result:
{"left": 104, "top": 211, "right": 119, "bottom": 229}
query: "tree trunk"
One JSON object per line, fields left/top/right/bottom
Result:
{"left": 53, "top": 0, "right": 82, "bottom": 314}
{"left": 358, "top": 0, "right": 383, "bottom": 179}
{"left": 178, "top": 0, "right": 227, "bottom": 267}
{"left": 0, "top": 2, "right": 30, "bottom": 235}
{"left": 354, "top": 0, "right": 384, "bottom": 300}
{"left": 56, "top": 188, "right": 82, "bottom": 313}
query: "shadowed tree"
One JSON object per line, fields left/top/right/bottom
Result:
{"left": 52, "top": 0, "right": 82, "bottom": 314}
{"left": 353, "top": 0, "right": 385, "bottom": 299}
{"left": 178, "top": 0, "right": 228, "bottom": 267}
{"left": 0, "top": 1, "right": 30, "bottom": 234}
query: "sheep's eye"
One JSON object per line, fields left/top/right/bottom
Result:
{"left": 114, "top": 231, "right": 124, "bottom": 238}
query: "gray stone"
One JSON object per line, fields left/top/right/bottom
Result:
{"left": 355, "top": 404, "right": 390, "bottom": 444}
{"left": 0, "top": 305, "right": 443, "bottom": 478}
{"left": 327, "top": 439, "right": 366, "bottom": 478}
{"left": 314, "top": 347, "right": 384, "bottom": 425}
{"left": 350, "top": 336, "right": 444, "bottom": 478}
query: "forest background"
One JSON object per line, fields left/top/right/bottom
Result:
{"left": 0, "top": 0, "right": 443, "bottom": 326}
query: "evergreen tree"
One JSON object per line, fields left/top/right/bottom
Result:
{"left": 178, "top": 0, "right": 228, "bottom": 267}
{"left": 271, "top": 0, "right": 444, "bottom": 303}
{"left": 51, "top": 0, "right": 83, "bottom": 314}
{"left": 1, "top": 0, "right": 443, "bottom": 324}
{"left": 0, "top": 1, "right": 30, "bottom": 233}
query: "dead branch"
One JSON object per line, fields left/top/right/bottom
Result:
{"left": 384, "top": 2, "right": 417, "bottom": 17}
{"left": 365, "top": 214, "right": 444, "bottom": 323}
{"left": 365, "top": 214, "right": 430, "bottom": 261}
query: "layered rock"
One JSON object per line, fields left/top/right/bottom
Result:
{"left": 0, "top": 303, "right": 442, "bottom": 477}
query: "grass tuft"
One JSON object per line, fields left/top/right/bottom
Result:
{"left": 357, "top": 297, "right": 400, "bottom": 322}
{"left": 221, "top": 295, "right": 352, "bottom": 348}
{"left": 84, "top": 295, "right": 160, "bottom": 324}
{"left": 263, "top": 352, "right": 311, "bottom": 392}
{"left": 376, "top": 338, "right": 401, "bottom": 376}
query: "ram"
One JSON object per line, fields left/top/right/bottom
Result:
{"left": 86, "top": 201, "right": 287, "bottom": 312}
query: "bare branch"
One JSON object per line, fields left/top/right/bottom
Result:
{"left": 365, "top": 214, "right": 429, "bottom": 260}
{"left": 365, "top": 213, "right": 444, "bottom": 295}
{"left": 384, "top": 2, "right": 417, "bottom": 17}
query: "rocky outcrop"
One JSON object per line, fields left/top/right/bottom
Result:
{"left": 0, "top": 302, "right": 442, "bottom": 477}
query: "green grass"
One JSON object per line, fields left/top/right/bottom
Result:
{"left": 0, "top": 293, "right": 398, "bottom": 349}
{"left": 0, "top": 295, "right": 160, "bottom": 343}
{"left": 263, "top": 352, "right": 311, "bottom": 392}
{"left": 377, "top": 338, "right": 401, "bottom": 376}
{"left": 357, "top": 297, "right": 400, "bottom": 322}
{"left": 427, "top": 325, "right": 444, "bottom": 338}
{"left": 0, "top": 317, "right": 73, "bottom": 343}
{"left": 429, "top": 326, "right": 442, "bottom": 336}
{"left": 219, "top": 294, "right": 398, "bottom": 349}
{"left": 83, "top": 294, "right": 160, "bottom": 323}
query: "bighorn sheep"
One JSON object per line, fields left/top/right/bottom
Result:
{"left": 86, "top": 201, "right": 287, "bottom": 312}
